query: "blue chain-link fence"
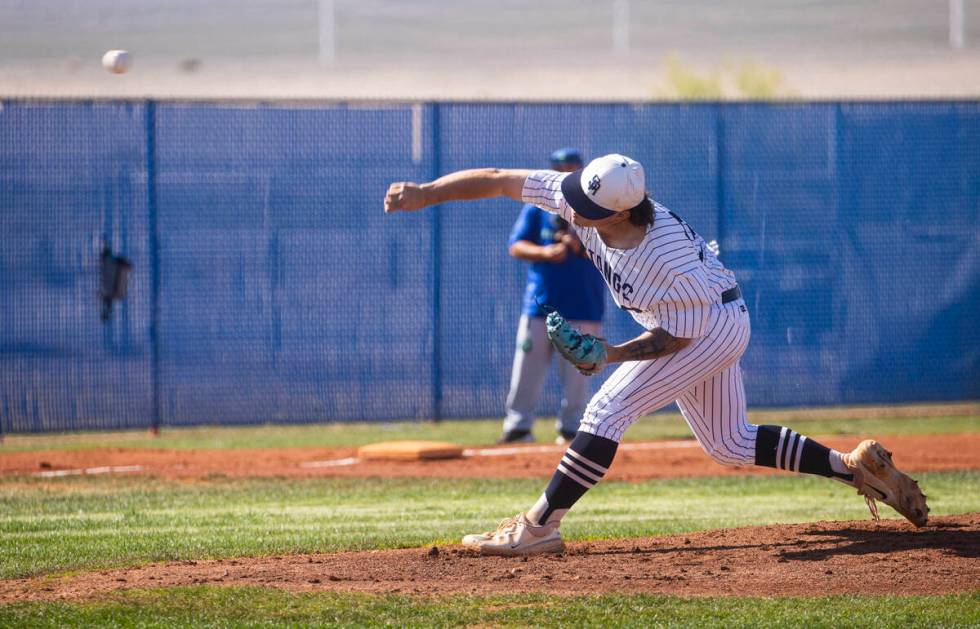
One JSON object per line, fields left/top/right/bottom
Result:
{"left": 1, "top": 100, "right": 978, "bottom": 433}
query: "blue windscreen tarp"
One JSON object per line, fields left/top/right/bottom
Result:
{"left": 1, "top": 100, "right": 977, "bottom": 432}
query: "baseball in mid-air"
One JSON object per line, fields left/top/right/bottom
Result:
{"left": 101, "top": 50, "right": 132, "bottom": 74}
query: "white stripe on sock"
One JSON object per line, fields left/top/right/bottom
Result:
{"left": 781, "top": 431, "right": 794, "bottom": 470}
{"left": 776, "top": 427, "right": 789, "bottom": 469}
{"left": 786, "top": 431, "right": 800, "bottom": 471}
{"left": 793, "top": 436, "right": 807, "bottom": 473}
{"left": 565, "top": 448, "right": 609, "bottom": 475}
{"left": 557, "top": 463, "right": 596, "bottom": 488}
{"left": 560, "top": 455, "right": 604, "bottom": 483}
{"left": 565, "top": 448, "right": 609, "bottom": 474}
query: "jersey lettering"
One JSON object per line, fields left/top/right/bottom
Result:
{"left": 586, "top": 247, "right": 634, "bottom": 300}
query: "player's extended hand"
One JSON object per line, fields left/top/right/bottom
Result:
{"left": 541, "top": 243, "right": 568, "bottom": 264}
{"left": 384, "top": 182, "right": 428, "bottom": 213}
{"left": 559, "top": 232, "right": 585, "bottom": 257}
{"left": 546, "top": 311, "right": 607, "bottom": 376}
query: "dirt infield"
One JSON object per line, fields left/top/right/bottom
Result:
{"left": 3, "top": 433, "right": 979, "bottom": 480}
{"left": 2, "top": 514, "right": 976, "bottom": 602}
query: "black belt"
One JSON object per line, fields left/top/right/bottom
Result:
{"left": 721, "top": 286, "right": 742, "bottom": 304}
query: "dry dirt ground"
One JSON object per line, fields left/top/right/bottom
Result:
{"left": 3, "top": 433, "right": 978, "bottom": 481}
{"left": 1, "top": 515, "right": 977, "bottom": 602}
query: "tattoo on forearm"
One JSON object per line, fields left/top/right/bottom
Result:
{"left": 621, "top": 330, "right": 689, "bottom": 361}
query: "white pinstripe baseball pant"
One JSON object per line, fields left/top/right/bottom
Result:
{"left": 579, "top": 300, "right": 759, "bottom": 465}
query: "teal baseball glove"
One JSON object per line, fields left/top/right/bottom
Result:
{"left": 546, "top": 311, "right": 608, "bottom": 376}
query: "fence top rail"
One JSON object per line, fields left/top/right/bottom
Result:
{"left": 1, "top": 96, "right": 979, "bottom": 107}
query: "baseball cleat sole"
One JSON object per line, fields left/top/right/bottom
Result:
{"left": 844, "top": 440, "right": 929, "bottom": 527}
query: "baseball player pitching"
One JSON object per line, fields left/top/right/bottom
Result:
{"left": 385, "top": 154, "right": 929, "bottom": 556}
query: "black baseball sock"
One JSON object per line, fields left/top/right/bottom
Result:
{"left": 526, "top": 431, "right": 619, "bottom": 526}
{"left": 755, "top": 425, "right": 853, "bottom": 481}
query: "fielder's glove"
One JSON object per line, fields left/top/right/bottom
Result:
{"left": 546, "top": 311, "right": 607, "bottom": 376}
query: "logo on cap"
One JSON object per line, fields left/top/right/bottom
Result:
{"left": 587, "top": 174, "right": 601, "bottom": 196}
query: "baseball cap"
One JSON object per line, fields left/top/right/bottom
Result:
{"left": 560, "top": 154, "right": 646, "bottom": 221}
{"left": 549, "top": 147, "right": 583, "bottom": 167}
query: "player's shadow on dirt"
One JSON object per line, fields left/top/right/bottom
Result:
{"left": 575, "top": 522, "right": 978, "bottom": 561}
{"left": 780, "top": 522, "right": 979, "bottom": 561}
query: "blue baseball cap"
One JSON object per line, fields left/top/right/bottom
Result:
{"left": 550, "top": 147, "right": 583, "bottom": 167}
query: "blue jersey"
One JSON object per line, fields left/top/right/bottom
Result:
{"left": 510, "top": 203, "right": 605, "bottom": 321}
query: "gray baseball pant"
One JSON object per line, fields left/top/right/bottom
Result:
{"left": 503, "top": 315, "right": 602, "bottom": 436}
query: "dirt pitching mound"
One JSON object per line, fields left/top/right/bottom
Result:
{"left": 4, "top": 434, "right": 979, "bottom": 480}
{"left": 2, "top": 514, "right": 977, "bottom": 602}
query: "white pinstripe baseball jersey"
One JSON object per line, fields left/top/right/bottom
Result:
{"left": 522, "top": 170, "right": 737, "bottom": 338}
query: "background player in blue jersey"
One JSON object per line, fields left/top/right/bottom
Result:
{"left": 500, "top": 149, "right": 606, "bottom": 445}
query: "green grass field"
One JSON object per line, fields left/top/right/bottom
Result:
{"left": 2, "top": 588, "right": 978, "bottom": 628}
{"left": 1, "top": 405, "right": 978, "bottom": 627}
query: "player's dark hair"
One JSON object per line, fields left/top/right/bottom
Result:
{"left": 628, "top": 196, "right": 654, "bottom": 227}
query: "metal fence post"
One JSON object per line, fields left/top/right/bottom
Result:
{"left": 715, "top": 104, "right": 727, "bottom": 253}
{"left": 429, "top": 102, "right": 443, "bottom": 422}
{"left": 146, "top": 100, "right": 162, "bottom": 435}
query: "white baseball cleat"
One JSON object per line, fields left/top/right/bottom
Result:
{"left": 842, "top": 440, "right": 929, "bottom": 527}
{"left": 461, "top": 513, "right": 565, "bottom": 556}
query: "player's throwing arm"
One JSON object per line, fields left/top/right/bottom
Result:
{"left": 384, "top": 168, "right": 533, "bottom": 213}
{"left": 385, "top": 169, "right": 691, "bottom": 373}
